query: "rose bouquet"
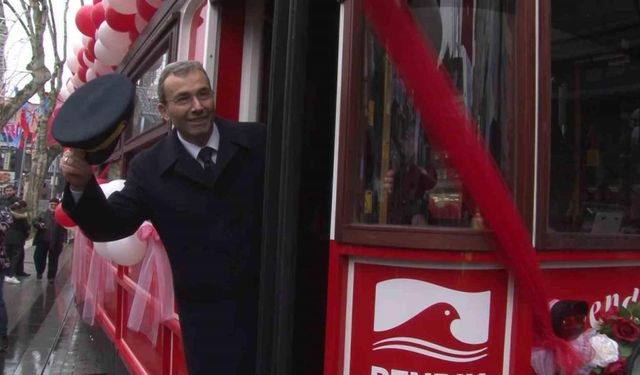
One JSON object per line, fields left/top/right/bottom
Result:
{"left": 589, "top": 302, "right": 640, "bottom": 374}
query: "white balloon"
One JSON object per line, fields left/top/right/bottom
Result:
{"left": 71, "top": 73, "right": 84, "bottom": 88}
{"left": 72, "top": 41, "right": 83, "bottom": 56}
{"left": 86, "top": 68, "right": 97, "bottom": 81}
{"left": 97, "top": 22, "right": 131, "bottom": 51}
{"left": 93, "top": 59, "right": 115, "bottom": 75}
{"left": 93, "top": 180, "right": 148, "bottom": 266}
{"left": 82, "top": 35, "right": 92, "bottom": 48}
{"left": 93, "top": 241, "right": 111, "bottom": 259}
{"left": 58, "top": 87, "right": 70, "bottom": 101}
{"left": 66, "top": 56, "right": 79, "bottom": 74}
{"left": 135, "top": 14, "right": 148, "bottom": 33}
{"left": 108, "top": 0, "right": 138, "bottom": 14}
{"left": 105, "top": 234, "right": 147, "bottom": 266}
{"left": 99, "top": 179, "right": 126, "bottom": 198}
{"left": 94, "top": 40, "right": 128, "bottom": 66}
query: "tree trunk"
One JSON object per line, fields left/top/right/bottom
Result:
{"left": 25, "top": 115, "right": 53, "bottom": 217}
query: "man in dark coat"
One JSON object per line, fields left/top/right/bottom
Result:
{"left": 4, "top": 200, "right": 30, "bottom": 283}
{"left": 32, "top": 198, "right": 67, "bottom": 282}
{"left": 59, "top": 61, "right": 265, "bottom": 374}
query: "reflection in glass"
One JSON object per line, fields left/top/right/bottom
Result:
{"left": 549, "top": 2, "right": 640, "bottom": 234}
{"left": 130, "top": 53, "right": 168, "bottom": 138}
{"left": 353, "top": 1, "right": 515, "bottom": 228}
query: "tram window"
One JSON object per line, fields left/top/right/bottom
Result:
{"left": 352, "top": 1, "right": 515, "bottom": 228}
{"left": 130, "top": 53, "right": 168, "bottom": 138}
{"left": 549, "top": 1, "right": 640, "bottom": 235}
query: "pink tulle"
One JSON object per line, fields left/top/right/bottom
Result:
{"left": 81, "top": 241, "right": 116, "bottom": 325}
{"left": 127, "top": 222, "right": 176, "bottom": 346}
{"left": 71, "top": 230, "right": 91, "bottom": 298}
{"left": 71, "top": 223, "right": 176, "bottom": 347}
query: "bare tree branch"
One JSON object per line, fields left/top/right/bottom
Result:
{"left": 3, "top": 1, "right": 31, "bottom": 37}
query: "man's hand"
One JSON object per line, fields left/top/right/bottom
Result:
{"left": 59, "top": 149, "right": 92, "bottom": 191}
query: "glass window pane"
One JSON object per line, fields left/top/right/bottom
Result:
{"left": 549, "top": 2, "right": 640, "bottom": 235}
{"left": 130, "top": 53, "right": 168, "bottom": 138}
{"left": 352, "top": 1, "right": 515, "bottom": 228}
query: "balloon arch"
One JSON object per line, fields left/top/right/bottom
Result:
{"left": 60, "top": 0, "right": 163, "bottom": 101}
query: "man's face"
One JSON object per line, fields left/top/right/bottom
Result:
{"left": 158, "top": 70, "right": 216, "bottom": 146}
{"left": 3, "top": 187, "right": 15, "bottom": 198}
{"left": 48, "top": 202, "right": 58, "bottom": 211}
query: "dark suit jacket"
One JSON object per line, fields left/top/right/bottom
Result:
{"left": 62, "top": 118, "right": 266, "bottom": 374}
{"left": 32, "top": 210, "right": 66, "bottom": 252}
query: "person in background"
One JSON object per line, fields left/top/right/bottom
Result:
{"left": 32, "top": 198, "right": 67, "bottom": 282}
{"left": 4, "top": 200, "right": 30, "bottom": 284}
{"left": 0, "top": 186, "right": 29, "bottom": 225}
{"left": 0, "top": 186, "right": 18, "bottom": 209}
{"left": 0, "top": 204, "right": 14, "bottom": 351}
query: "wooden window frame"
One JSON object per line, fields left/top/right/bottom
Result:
{"left": 334, "top": 0, "right": 536, "bottom": 251}
{"left": 535, "top": 0, "right": 640, "bottom": 250}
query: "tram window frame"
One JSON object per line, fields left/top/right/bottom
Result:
{"left": 536, "top": 0, "right": 640, "bottom": 250}
{"left": 124, "top": 22, "right": 180, "bottom": 155}
{"left": 334, "top": 0, "right": 536, "bottom": 251}
{"left": 98, "top": 11, "right": 179, "bottom": 169}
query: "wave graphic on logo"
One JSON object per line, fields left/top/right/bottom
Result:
{"left": 372, "top": 336, "right": 488, "bottom": 363}
{"left": 373, "top": 278, "right": 491, "bottom": 362}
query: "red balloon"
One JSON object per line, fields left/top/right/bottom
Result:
{"left": 105, "top": 6, "right": 136, "bottom": 33}
{"left": 54, "top": 204, "right": 76, "bottom": 228}
{"left": 84, "top": 40, "right": 96, "bottom": 62}
{"left": 136, "top": 0, "right": 158, "bottom": 22}
{"left": 129, "top": 30, "right": 140, "bottom": 43}
{"left": 87, "top": 38, "right": 96, "bottom": 56}
{"left": 75, "top": 5, "right": 95, "bottom": 38}
{"left": 91, "top": 2, "right": 105, "bottom": 30}
{"left": 77, "top": 48, "right": 88, "bottom": 69}
{"left": 77, "top": 66, "right": 88, "bottom": 82}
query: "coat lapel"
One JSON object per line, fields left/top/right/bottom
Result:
{"left": 210, "top": 122, "right": 239, "bottom": 186}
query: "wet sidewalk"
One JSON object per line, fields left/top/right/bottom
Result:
{"left": 0, "top": 240, "right": 117, "bottom": 375}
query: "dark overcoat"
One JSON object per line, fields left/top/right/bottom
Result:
{"left": 62, "top": 118, "right": 266, "bottom": 374}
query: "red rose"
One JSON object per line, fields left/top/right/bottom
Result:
{"left": 611, "top": 318, "right": 640, "bottom": 343}
{"left": 603, "top": 358, "right": 627, "bottom": 375}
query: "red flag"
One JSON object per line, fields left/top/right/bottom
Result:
{"left": 46, "top": 104, "right": 62, "bottom": 147}
{"left": 18, "top": 109, "right": 31, "bottom": 140}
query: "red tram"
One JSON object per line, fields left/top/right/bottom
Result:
{"left": 61, "top": 0, "right": 640, "bottom": 374}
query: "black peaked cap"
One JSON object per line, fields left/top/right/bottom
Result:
{"left": 52, "top": 73, "right": 135, "bottom": 164}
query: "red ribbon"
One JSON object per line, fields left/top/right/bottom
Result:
{"left": 362, "top": 0, "right": 580, "bottom": 373}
